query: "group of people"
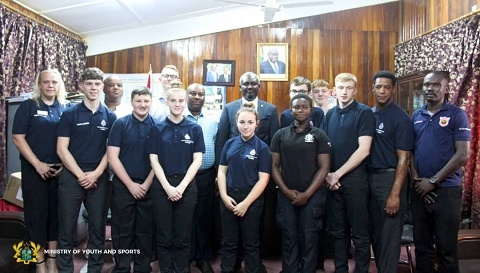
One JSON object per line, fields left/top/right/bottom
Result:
{"left": 12, "top": 64, "right": 470, "bottom": 273}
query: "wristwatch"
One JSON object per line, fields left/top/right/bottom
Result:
{"left": 429, "top": 176, "right": 438, "bottom": 185}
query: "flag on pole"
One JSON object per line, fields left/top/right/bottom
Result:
{"left": 147, "top": 64, "right": 152, "bottom": 89}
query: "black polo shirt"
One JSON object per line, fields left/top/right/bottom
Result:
{"left": 369, "top": 102, "right": 414, "bottom": 169}
{"left": 108, "top": 114, "right": 157, "bottom": 181}
{"left": 146, "top": 117, "right": 205, "bottom": 176}
{"left": 280, "top": 107, "right": 325, "bottom": 129}
{"left": 13, "top": 99, "right": 71, "bottom": 164}
{"left": 57, "top": 102, "right": 117, "bottom": 171}
{"left": 325, "top": 100, "right": 375, "bottom": 171}
{"left": 270, "top": 124, "right": 331, "bottom": 191}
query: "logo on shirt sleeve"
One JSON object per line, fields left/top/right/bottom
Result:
{"left": 439, "top": 116, "right": 450, "bottom": 127}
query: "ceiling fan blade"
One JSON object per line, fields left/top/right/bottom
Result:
{"left": 219, "top": 0, "right": 264, "bottom": 7}
{"left": 281, "top": 1, "right": 333, "bottom": 9}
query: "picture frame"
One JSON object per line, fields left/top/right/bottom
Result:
{"left": 203, "top": 60, "right": 236, "bottom": 86}
{"left": 257, "top": 43, "right": 289, "bottom": 81}
{"left": 202, "top": 85, "right": 226, "bottom": 122}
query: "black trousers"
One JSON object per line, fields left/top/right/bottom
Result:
{"left": 368, "top": 170, "right": 407, "bottom": 273}
{"left": 411, "top": 185, "right": 462, "bottom": 273}
{"left": 21, "top": 162, "right": 59, "bottom": 247}
{"left": 326, "top": 168, "right": 371, "bottom": 273}
{"left": 57, "top": 168, "right": 109, "bottom": 273}
{"left": 277, "top": 189, "right": 325, "bottom": 273}
{"left": 150, "top": 176, "right": 197, "bottom": 273}
{"left": 220, "top": 189, "right": 263, "bottom": 273}
{"left": 190, "top": 167, "right": 216, "bottom": 262}
{"left": 111, "top": 177, "right": 153, "bottom": 273}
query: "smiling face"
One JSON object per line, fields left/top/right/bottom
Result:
{"left": 236, "top": 111, "right": 258, "bottom": 141}
{"left": 187, "top": 84, "right": 205, "bottom": 115}
{"left": 39, "top": 71, "right": 60, "bottom": 101}
{"left": 166, "top": 89, "right": 187, "bottom": 117}
{"left": 103, "top": 76, "right": 124, "bottom": 102}
{"left": 312, "top": 86, "right": 329, "bottom": 107}
{"left": 131, "top": 93, "right": 151, "bottom": 120}
{"left": 80, "top": 79, "right": 104, "bottom": 102}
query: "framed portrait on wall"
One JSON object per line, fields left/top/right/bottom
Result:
{"left": 256, "top": 43, "right": 289, "bottom": 81}
{"left": 202, "top": 85, "right": 226, "bottom": 122}
{"left": 203, "top": 60, "right": 236, "bottom": 86}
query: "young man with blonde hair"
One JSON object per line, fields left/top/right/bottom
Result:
{"left": 324, "top": 73, "right": 375, "bottom": 273}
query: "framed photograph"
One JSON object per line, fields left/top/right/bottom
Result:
{"left": 203, "top": 60, "right": 236, "bottom": 86}
{"left": 257, "top": 43, "right": 289, "bottom": 81}
{"left": 203, "top": 85, "right": 226, "bottom": 122}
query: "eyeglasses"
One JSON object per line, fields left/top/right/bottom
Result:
{"left": 161, "top": 74, "right": 179, "bottom": 80}
{"left": 290, "top": 89, "right": 309, "bottom": 94}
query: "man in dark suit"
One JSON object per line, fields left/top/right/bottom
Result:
{"left": 259, "top": 47, "right": 286, "bottom": 74}
{"left": 218, "top": 66, "right": 231, "bottom": 83}
{"left": 216, "top": 71, "right": 280, "bottom": 273}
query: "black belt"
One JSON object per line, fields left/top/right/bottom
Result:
{"left": 369, "top": 168, "right": 396, "bottom": 174}
{"left": 197, "top": 167, "right": 215, "bottom": 175}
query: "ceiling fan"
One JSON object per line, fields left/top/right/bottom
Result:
{"left": 219, "top": 0, "right": 334, "bottom": 22}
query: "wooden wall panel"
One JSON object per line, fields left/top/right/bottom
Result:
{"left": 87, "top": 2, "right": 400, "bottom": 112}
{"left": 400, "top": 0, "right": 480, "bottom": 42}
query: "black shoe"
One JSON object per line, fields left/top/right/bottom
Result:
{"left": 196, "top": 261, "right": 214, "bottom": 273}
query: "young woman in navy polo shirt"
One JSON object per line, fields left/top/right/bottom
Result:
{"left": 12, "top": 68, "right": 70, "bottom": 273}
{"left": 217, "top": 102, "right": 272, "bottom": 273}
{"left": 147, "top": 87, "right": 205, "bottom": 273}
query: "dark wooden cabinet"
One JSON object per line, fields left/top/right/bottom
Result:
{"left": 397, "top": 71, "right": 430, "bottom": 115}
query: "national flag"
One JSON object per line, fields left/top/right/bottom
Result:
{"left": 147, "top": 64, "right": 152, "bottom": 89}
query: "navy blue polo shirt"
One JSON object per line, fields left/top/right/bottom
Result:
{"left": 280, "top": 107, "right": 325, "bottom": 129}
{"left": 325, "top": 100, "right": 375, "bottom": 171}
{"left": 369, "top": 102, "right": 414, "bottom": 169}
{"left": 270, "top": 124, "right": 331, "bottom": 191}
{"left": 412, "top": 103, "right": 471, "bottom": 187}
{"left": 108, "top": 114, "right": 157, "bottom": 181}
{"left": 57, "top": 102, "right": 117, "bottom": 171}
{"left": 146, "top": 117, "right": 205, "bottom": 176}
{"left": 219, "top": 135, "right": 272, "bottom": 190}
{"left": 12, "top": 99, "right": 71, "bottom": 164}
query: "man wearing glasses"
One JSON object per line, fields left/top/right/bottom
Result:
{"left": 150, "top": 64, "right": 180, "bottom": 121}
{"left": 279, "top": 76, "right": 325, "bottom": 128}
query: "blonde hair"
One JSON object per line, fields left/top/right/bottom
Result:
{"left": 335, "top": 73, "right": 357, "bottom": 86}
{"left": 166, "top": 87, "right": 187, "bottom": 100}
{"left": 32, "top": 68, "right": 67, "bottom": 106}
{"left": 236, "top": 102, "right": 259, "bottom": 122}
{"left": 312, "top": 79, "right": 330, "bottom": 89}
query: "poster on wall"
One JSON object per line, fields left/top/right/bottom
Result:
{"left": 101, "top": 74, "right": 225, "bottom": 122}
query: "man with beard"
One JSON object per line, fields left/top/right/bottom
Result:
{"left": 184, "top": 83, "right": 218, "bottom": 273}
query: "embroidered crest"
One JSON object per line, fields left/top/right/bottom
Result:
{"left": 101, "top": 120, "right": 106, "bottom": 126}
{"left": 185, "top": 134, "right": 191, "bottom": 140}
{"left": 304, "top": 133, "right": 315, "bottom": 143}
{"left": 439, "top": 116, "right": 450, "bottom": 127}
{"left": 250, "top": 149, "right": 256, "bottom": 156}
{"left": 246, "top": 149, "right": 257, "bottom": 160}
{"left": 379, "top": 122, "right": 384, "bottom": 130}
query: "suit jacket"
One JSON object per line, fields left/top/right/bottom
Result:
{"left": 215, "top": 99, "right": 279, "bottom": 164}
{"left": 218, "top": 74, "right": 231, "bottom": 82}
{"left": 260, "top": 60, "right": 286, "bottom": 74}
{"left": 206, "top": 70, "right": 218, "bottom": 82}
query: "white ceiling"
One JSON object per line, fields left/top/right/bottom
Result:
{"left": 13, "top": 0, "right": 397, "bottom": 56}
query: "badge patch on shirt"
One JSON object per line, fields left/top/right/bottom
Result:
{"left": 181, "top": 133, "right": 194, "bottom": 144}
{"left": 246, "top": 149, "right": 257, "bottom": 160}
{"left": 304, "top": 133, "right": 315, "bottom": 143}
{"left": 96, "top": 119, "right": 109, "bottom": 130}
{"left": 376, "top": 122, "right": 385, "bottom": 134}
{"left": 35, "top": 110, "right": 48, "bottom": 117}
{"left": 439, "top": 116, "right": 450, "bottom": 127}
